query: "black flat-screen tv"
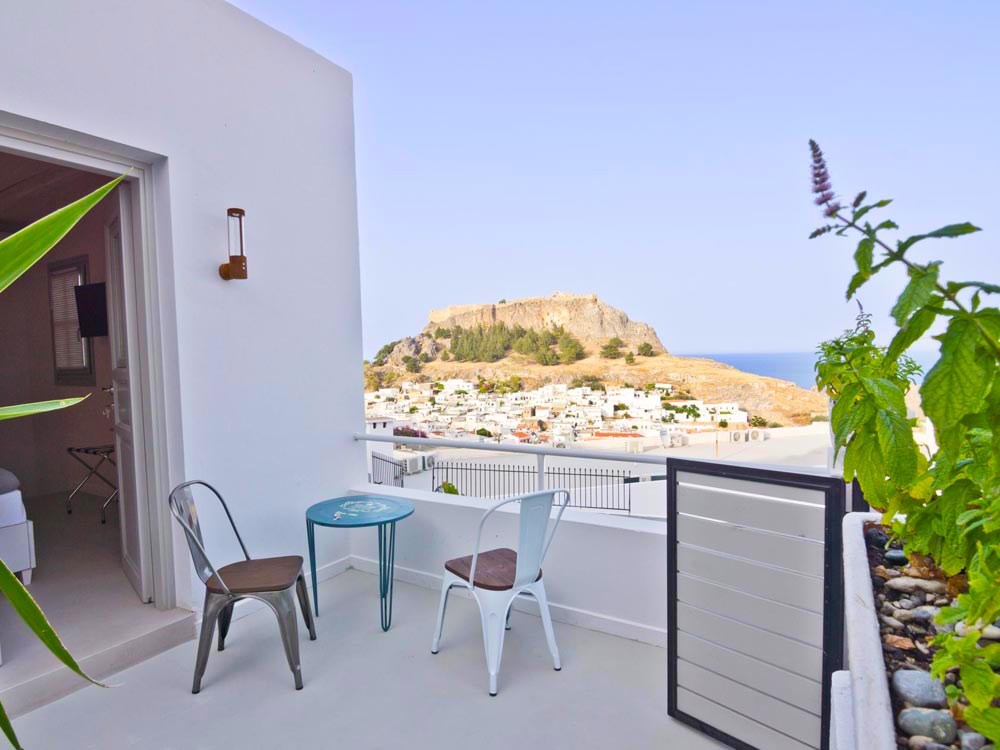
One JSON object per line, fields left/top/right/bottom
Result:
{"left": 74, "top": 282, "right": 108, "bottom": 338}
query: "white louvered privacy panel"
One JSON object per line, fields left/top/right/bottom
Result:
{"left": 667, "top": 461, "right": 846, "bottom": 750}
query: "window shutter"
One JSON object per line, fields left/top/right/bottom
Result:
{"left": 49, "top": 265, "right": 88, "bottom": 371}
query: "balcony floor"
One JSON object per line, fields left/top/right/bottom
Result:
{"left": 16, "top": 569, "right": 724, "bottom": 749}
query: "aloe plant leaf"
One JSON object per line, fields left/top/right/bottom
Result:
{"left": 0, "top": 561, "right": 107, "bottom": 689}
{"left": 0, "top": 699, "right": 22, "bottom": 750}
{"left": 0, "top": 396, "right": 89, "bottom": 422}
{"left": 0, "top": 174, "right": 125, "bottom": 294}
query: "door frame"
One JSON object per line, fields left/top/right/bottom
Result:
{"left": 0, "top": 113, "right": 189, "bottom": 612}
{"left": 105, "top": 199, "right": 154, "bottom": 602}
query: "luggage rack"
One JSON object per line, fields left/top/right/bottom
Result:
{"left": 66, "top": 445, "right": 119, "bottom": 524}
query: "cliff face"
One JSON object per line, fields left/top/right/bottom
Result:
{"left": 424, "top": 293, "right": 667, "bottom": 354}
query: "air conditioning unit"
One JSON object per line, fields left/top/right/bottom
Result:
{"left": 393, "top": 450, "right": 423, "bottom": 475}
{"left": 730, "top": 430, "right": 745, "bottom": 443}
{"left": 625, "top": 438, "right": 643, "bottom": 454}
{"left": 421, "top": 452, "right": 437, "bottom": 471}
{"left": 669, "top": 433, "right": 687, "bottom": 447}
{"left": 748, "top": 429, "right": 767, "bottom": 441}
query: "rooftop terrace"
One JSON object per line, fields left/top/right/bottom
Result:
{"left": 17, "top": 568, "right": 724, "bottom": 750}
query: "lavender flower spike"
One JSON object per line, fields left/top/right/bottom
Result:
{"left": 809, "top": 140, "right": 842, "bottom": 217}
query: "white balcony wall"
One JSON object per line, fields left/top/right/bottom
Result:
{"left": 347, "top": 486, "right": 669, "bottom": 646}
{"left": 0, "top": 0, "right": 365, "bottom": 606}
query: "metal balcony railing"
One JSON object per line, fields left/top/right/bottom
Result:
{"left": 370, "top": 452, "right": 405, "bottom": 488}
{"left": 431, "top": 460, "right": 631, "bottom": 513}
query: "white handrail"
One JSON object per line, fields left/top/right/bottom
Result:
{"left": 353, "top": 431, "right": 841, "bottom": 479}
{"left": 353, "top": 432, "right": 669, "bottom": 466}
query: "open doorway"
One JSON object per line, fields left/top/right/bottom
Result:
{"left": 0, "top": 150, "right": 193, "bottom": 715}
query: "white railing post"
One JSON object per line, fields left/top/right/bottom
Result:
{"left": 536, "top": 453, "right": 546, "bottom": 491}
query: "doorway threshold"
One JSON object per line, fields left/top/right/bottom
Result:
{"left": 0, "top": 608, "right": 195, "bottom": 718}
{"left": 0, "top": 493, "right": 195, "bottom": 717}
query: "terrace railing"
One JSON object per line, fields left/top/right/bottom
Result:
{"left": 370, "top": 452, "right": 405, "bottom": 488}
{"left": 431, "top": 460, "right": 631, "bottom": 513}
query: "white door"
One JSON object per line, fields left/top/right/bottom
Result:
{"left": 105, "top": 183, "right": 153, "bottom": 602}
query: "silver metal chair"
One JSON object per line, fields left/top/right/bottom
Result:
{"left": 168, "top": 480, "right": 317, "bottom": 693}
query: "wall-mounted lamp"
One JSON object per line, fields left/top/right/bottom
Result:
{"left": 218, "top": 208, "right": 247, "bottom": 280}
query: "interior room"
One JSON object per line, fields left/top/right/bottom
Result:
{"left": 0, "top": 150, "right": 192, "bottom": 716}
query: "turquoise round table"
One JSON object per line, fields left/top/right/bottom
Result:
{"left": 306, "top": 495, "right": 414, "bottom": 631}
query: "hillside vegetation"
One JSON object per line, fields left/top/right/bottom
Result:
{"left": 365, "top": 293, "right": 828, "bottom": 426}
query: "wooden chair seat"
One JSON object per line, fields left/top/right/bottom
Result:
{"left": 445, "top": 547, "right": 541, "bottom": 591}
{"left": 206, "top": 555, "right": 303, "bottom": 594}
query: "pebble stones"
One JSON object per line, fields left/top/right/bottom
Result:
{"left": 886, "top": 549, "right": 910, "bottom": 566}
{"left": 886, "top": 577, "right": 949, "bottom": 595}
{"left": 959, "top": 730, "right": 988, "bottom": 750}
{"left": 882, "top": 614, "right": 906, "bottom": 629}
{"left": 866, "top": 526, "right": 890, "bottom": 548}
{"left": 884, "top": 634, "right": 917, "bottom": 650}
{"left": 876, "top": 565, "right": 903, "bottom": 579}
{"left": 955, "top": 622, "right": 1000, "bottom": 640}
{"left": 892, "top": 669, "right": 947, "bottom": 708}
{"left": 895, "top": 606, "right": 939, "bottom": 623}
{"left": 908, "top": 738, "right": 956, "bottom": 750}
{"left": 865, "top": 526, "right": 978, "bottom": 750}
{"left": 898, "top": 708, "right": 958, "bottom": 744}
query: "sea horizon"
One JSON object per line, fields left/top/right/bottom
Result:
{"left": 678, "top": 350, "right": 938, "bottom": 390}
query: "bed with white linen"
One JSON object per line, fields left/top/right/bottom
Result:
{"left": 0, "top": 472, "right": 36, "bottom": 668}
{"left": 0, "top": 470, "right": 36, "bottom": 586}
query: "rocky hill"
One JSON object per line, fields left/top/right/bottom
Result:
{"left": 366, "top": 293, "right": 827, "bottom": 426}
{"left": 425, "top": 293, "right": 666, "bottom": 354}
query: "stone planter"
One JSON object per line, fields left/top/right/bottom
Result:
{"left": 830, "top": 511, "right": 896, "bottom": 750}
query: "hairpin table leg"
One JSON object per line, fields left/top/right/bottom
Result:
{"left": 377, "top": 521, "right": 397, "bottom": 632}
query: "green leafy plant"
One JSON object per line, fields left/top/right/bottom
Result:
{"left": 570, "top": 374, "right": 605, "bottom": 391}
{"left": 438, "top": 481, "right": 460, "bottom": 495}
{"left": 809, "top": 140, "right": 1000, "bottom": 739}
{"left": 372, "top": 340, "right": 400, "bottom": 367}
{"left": 600, "top": 337, "right": 624, "bottom": 359}
{"left": 441, "top": 322, "right": 577, "bottom": 365}
{"left": 557, "top": 331, "right": 585, "bottom": 363}
{"left": 0, "top": 173, "right": 123, "bottom": 747}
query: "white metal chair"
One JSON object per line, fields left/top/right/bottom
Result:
{"left": 431, "top": 488, "right": 570, "bottom": 695}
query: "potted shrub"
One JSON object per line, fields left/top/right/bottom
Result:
{"left": 810, "top": 140, "right": 999, "bottom": 749}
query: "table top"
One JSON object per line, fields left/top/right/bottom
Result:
{"left": 306, "top": 495, "right": 414, "bottom": 528}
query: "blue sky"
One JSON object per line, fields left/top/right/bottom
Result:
{"left": 232, "top": 1, "right": 999, "bottom": 356}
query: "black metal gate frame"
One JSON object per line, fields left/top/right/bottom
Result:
{"left": 666, "top": 458, "right": 848, "bottom": 750}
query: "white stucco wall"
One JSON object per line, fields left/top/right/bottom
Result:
{"left": 0, "top": 0, "right": 365, "bottom": 605}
